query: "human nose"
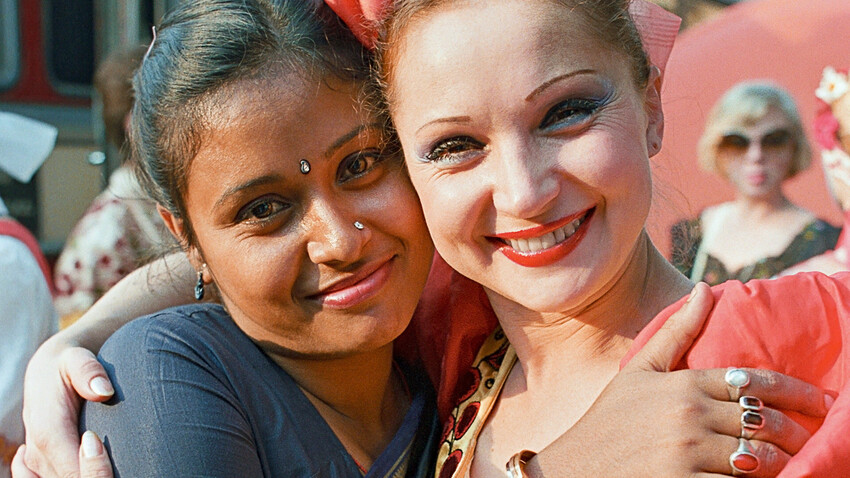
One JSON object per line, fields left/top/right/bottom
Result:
{"left": 744, "top": 139, "right": 765, "bottom": 164}
{"left": 490, "top": 140, "right": 560, "bottom": 218}
{"left": 305, "top": 201, "right": 371, "bottom": 265}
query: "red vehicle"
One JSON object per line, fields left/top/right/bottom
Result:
{"left": 0, "top": 0, "right": 169, "bottom": 253}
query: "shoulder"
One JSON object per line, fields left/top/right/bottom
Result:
{"left": 100, "top": 304, "right": 246, "bottom": 364}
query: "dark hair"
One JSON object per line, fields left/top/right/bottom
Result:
{"left": 376, "top": 0, "right": 650, "bottom": 110}
{"left": 130, "top": 0, "right": 372, "bottom": 246}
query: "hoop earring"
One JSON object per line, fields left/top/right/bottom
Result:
{"left": 194, "top": 266, "right": 206, "bottom": 301}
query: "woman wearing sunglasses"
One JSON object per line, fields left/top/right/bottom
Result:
{"left": 672, "top": 82, "right": 840, "bottom": 285}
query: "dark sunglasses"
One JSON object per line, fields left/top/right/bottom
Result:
{"left": 719, "top": 129, "right": 793, "bottom": 152}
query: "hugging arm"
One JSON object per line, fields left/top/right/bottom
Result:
{"left": 526, "top": 283, "right": 831, "bottom": 478}
{"left": 17, "top": 252, "right": 198, "bottom": 478}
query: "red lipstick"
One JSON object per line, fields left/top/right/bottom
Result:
{"left": 491, "top": 207, "right": 595, "bottom": 267}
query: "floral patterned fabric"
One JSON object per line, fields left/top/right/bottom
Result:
{"left": 670, "top": 217, "right": 840, "bottom": 285}
{"left": 53, "top": 167, "right": 172, "bottom": 322}
{"left": 435, "top": 327, "right": 515, "bottom": 478}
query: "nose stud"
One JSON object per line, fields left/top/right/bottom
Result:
{"left": 353, "top": 221, "right": 364, "bottom": 230}
{"left": 299, "top": 159, "right": 311, "bottom": 174}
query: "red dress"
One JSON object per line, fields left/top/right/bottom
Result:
{"left": 403, "top": 254, "right": 850, "bottom": 477}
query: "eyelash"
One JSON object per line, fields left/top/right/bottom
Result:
{"left": 337, "top": 148, "right": 388, "bottom": 183}
{"left": 422, "top": 98, "right": 602, "bottom": 165}
{"left": 236, "top": 196, "right": 290, "bottom": 225}
{"left": 234, "top": 148, "right": 389, "bottom": 227}
{"left": 540, "top": 98, "right": 602, "bottom": 130}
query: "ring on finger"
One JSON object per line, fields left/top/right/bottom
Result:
{"left": 725, "top": 368, "right": 751, "bottom": 401}
{"left": 740, "top": 409, "right": 765, "bottom": 440}
{"left": 739, "top": 396, "right": 763, "bottom": 411}
{"left": 730, "top": 438, "right": 761, "bottom": 475}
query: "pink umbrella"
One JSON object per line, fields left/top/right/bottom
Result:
{"left": 650, "top": 0, "right": 850, "bottom": 255}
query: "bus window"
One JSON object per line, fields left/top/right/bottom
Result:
{"left": 0, "top": 0, "right": 19, "bottom": 90}
{"left": 45, "top": 0, "right": 95, "bottom": 96}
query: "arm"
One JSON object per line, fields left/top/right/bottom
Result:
{"left": 20, "top": 252, "right": 199, "bottom": 478}
{"left": 526, "top": 283, "right": 831, "bottom": 477}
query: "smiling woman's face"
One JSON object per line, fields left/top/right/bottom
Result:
{"left": 388, "top": 0, "right": 661, "bottom": 314}
{"left": 162, "top": 73, "right": 434, "bottom": 358}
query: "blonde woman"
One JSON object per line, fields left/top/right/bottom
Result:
{"left": 672, "top": 82, "right": 839, "bottom": 285}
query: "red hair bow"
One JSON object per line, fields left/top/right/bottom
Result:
{"left": 324, "top": 0, "right": 681, "bottom": 76}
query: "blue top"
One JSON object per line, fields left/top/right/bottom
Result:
{"left": 81, "top": 303, "right": 438, "bottom": 477}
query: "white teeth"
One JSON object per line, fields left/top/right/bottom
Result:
{"left": 516, "top": 238, "right": 529, "bottom": 252}
{"left": 504, "top": 214, "right": 586, "bottom": 253}
{"left": 539, "top": 232, "right": 557, "bottom": 249}
{"left": 554, "top": 227, "right": 566, "bottom": 242}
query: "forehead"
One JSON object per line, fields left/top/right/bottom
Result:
{"left": 188, "top": 73, "right": 367, "bottom": 177}
{"left": 390, "top": 0, "right": 625, "bottom": 106}
{"left": 720, "top": 106, "right": 792, "bottom": 135}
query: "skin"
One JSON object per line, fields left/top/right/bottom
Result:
{"left": 698, "top": 105, "right": 816, "bottom": 275}
{"left": 12, "top": 3, "right": 835, "bottom": 477}
{"left": 387, "top": 1, "right": 823, "bottom": 476}
{"left": 160, "top": 73, "right": 434, "bottom": 468}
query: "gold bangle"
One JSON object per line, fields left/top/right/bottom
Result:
{"left": 506, "top": 450, "right": 537, "bottom": 478}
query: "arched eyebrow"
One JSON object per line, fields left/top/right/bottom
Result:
{"left": 525, "top": 69, "right": 596, "bottom": 102}
{"left": 323, "top": 122, "right": 384, "bottom": 158}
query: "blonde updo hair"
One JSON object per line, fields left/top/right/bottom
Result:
{"left": 697, "top": 81, "right": 811, "bottom": 179}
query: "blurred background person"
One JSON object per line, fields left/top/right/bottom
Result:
{"left": 671, "top": 81, "right": 840, "bottom": 285}
{"left": 783, "top": 67, "right": 850, "bottom": 275}
{"left": 53, "top": 46, "right": 172, "bottom": 327}
{"left": 0, "top": 112, "right": 58, "bottom": 478}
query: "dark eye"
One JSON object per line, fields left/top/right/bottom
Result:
{"left": 424, "top": 136, "right": 485, "bottom": 164}
{"left": 337, "top": 149, "right": 386, "bottom": 182}
{"left": 237, "top": 197, "right": 289, "bottom": 223}
{"left": 762, "top": 129, "right": 791, "bottom": 149}
{"left": 540, "top": 99, "right": 601, "bottom": 130}
{"left": 719, "top": 134, "right": 750, "bottom": 151}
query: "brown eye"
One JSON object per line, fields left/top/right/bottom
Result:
{"left": 237, "top": 197, "right": 289, "bottom": 222}
{"left": 338, "top": 149, "right": 385, "bottom": 182}
{"left": 424, "top": 136, "right": 484, "bottom": 163}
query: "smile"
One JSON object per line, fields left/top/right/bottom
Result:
{"left": 490, "top": 207, "right": 595, "bottom": 267}
{"left": 310, "top": 257, "right": 394, "bottom": 309}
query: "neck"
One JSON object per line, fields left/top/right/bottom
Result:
{"left": 733, "top": 190, "right": 792, "bottom": 219}
{"left": 490, "top": 230, "right": 692, "bottom": 374}
{"left": 267, "top": 344, "right": 407, "bottom": 463}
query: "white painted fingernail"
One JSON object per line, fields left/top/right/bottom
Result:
{"left": 825, "top": 394, "right": 835, "bottom": 410}
{"left": 90, "top": 377, "right": 114, "bottom": 397}
{"left": 686, "top": 286, "right": 698, "bottom": 303}
{"left": 82, "top": 431, "right": 102, "bottom": 458}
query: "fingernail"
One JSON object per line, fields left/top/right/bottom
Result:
{"left": 90, "top": 376, "right": 114, "bottom": 397}
{"left": 82, "top": 431, "right": 103, "bottom": 458}
{"left": 686, "top": 285, "right": 699, "bottom": 303}
{"left": 825, "top": 393, "right": 835, "bottom": 411}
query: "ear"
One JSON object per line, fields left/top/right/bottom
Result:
{"left": 644, "top": 65, "right": 665, "bottom": 157}
{"left": 157, "top": 204, "right": 206, "bottom": 274}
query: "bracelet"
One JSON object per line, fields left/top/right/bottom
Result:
{"left": 506, "top": 450, "right": 537, "bottom": 478}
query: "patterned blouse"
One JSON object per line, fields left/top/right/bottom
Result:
{"left": 53, "top": 167, "right": 172, "bottom": 323}
{"left": 670, "top": 217, "right": 840, "bottom": 285}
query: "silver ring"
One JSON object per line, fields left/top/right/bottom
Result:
{"left": 739, "top": 396, "right": 763, "bottom": 411}
{"left": 730, "top": 438, "right": 760, "bottom": 475}
{"left": 353, "top": 221, "right": 364, "bottom": 230}
{"left": 725, "top": 368, "right": 751, "bottom": 401}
